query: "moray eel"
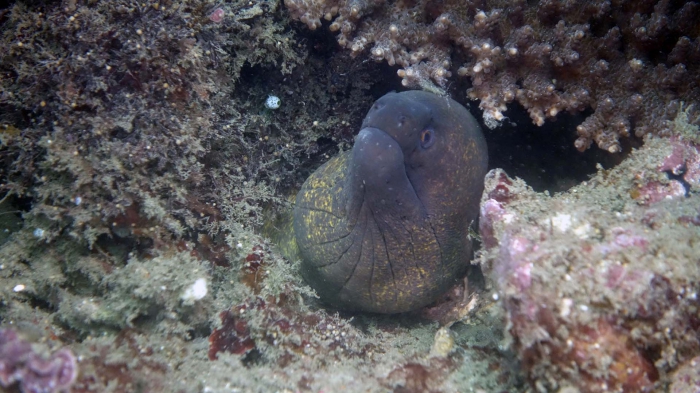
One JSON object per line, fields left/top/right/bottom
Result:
{"left": 293, "top": 91, "right": 488, "bottom": 313}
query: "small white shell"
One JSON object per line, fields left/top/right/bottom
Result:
{"left": 265, "top": 95, "right": 281, "bottom": 110}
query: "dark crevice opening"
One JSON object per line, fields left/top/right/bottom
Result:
{"left": 467, "top": 104, "right": 638, "bottom": 193}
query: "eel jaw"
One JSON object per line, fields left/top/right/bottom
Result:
{"left": 346, "top": 127, "right": 425, "bottom": 223}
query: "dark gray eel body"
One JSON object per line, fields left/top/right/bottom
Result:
{"left": 293, "top": 91, "right": 488, "bottom": 313}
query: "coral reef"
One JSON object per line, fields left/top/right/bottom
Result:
{"left": 1, "top": 0, "right": 698, "bottom": 391}
{"left": 285, "top": 0, "right": 700, "bottom": 152}
{"left": 0, "top": 0, "right": 383, "bottom": 388}
{"left": 0, "top": 0, "right": 518, "bottom": 391}
{"left": 0, "top": 0, "right": 306, "bottom": 255}
{"left": 0, "top": 0, "right": 378, "bottom": 336}
{"left": 478, "top": 112, "right": 700, "bottom": 392}
{"left": 0, "top": 328, "right": 78, "bottom": 393}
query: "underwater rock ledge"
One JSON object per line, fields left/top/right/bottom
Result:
{"left": 479, "top": 120, "right": 700, "bottom": 392}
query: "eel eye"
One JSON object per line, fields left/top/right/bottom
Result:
{"left": 420, "top": 128, "right": 435, "bottom": 148}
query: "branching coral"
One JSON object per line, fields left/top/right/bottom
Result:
{"left": 285, "top": 0, "right": 700, "bottom": 152}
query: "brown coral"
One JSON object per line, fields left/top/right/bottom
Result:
{"left": 285, "top": 0, "right": 700, "bottom": 152}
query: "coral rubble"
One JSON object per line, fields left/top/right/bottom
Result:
{"left": 285, "top": 0, "right": 700, "bottom": 152}
{"left": 478, "top": 113, "right": 700, "bottom": 392}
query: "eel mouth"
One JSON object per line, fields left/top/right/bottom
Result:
{"left": 346, "top": 126, "right": 429, "bottom": 226}
{"left": 335, "top": 127, "right": 439, "bottom": 312}
{"left": 348, "top": 127, "right": 420, "bottom": 208}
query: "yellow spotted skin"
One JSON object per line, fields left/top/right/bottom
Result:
{"left": 294, "top": 91, "right": 488, "bottom": 313}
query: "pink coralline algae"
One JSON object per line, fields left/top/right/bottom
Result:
{"left": 670, "top": 356, "right": 700, "bottom": 393}
{"left": 0, "top": 328, "right": 78, "bottom": 393}
{"left": 478, "top": 198, "right": 506, "bottom": 249}
{"left": 497, "top": 234, "right": 535, "bottom": 292}
{"left": 658, "top": 137, "right": 700, "bottom": 189}
{"left": 632, "top": 180, "right": 687, "bottom": 205}
{"left": 632, "top": 136, "right": 700, "bottom": 204}
{"left": 209, "top": 8, "right": 225, "bottom": 23}
{"left": 477, "top": 137, "right": 700, "bottom": 392}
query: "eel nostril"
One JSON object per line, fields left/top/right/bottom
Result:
{"left": 397, "top": 115, "right": 406, "bottom": 127}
